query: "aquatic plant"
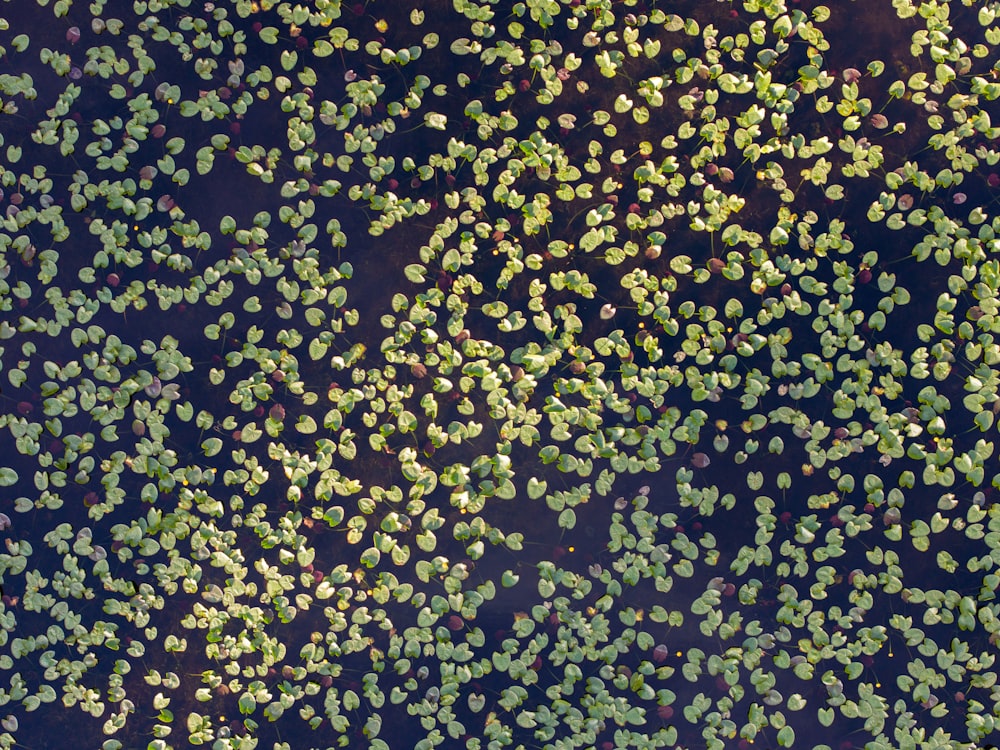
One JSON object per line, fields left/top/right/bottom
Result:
{"left": 1, "top": 0, "right": 999, "bottom": 749}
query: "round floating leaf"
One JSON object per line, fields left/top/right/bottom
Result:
{"left": 405, "top": 264, "right": 427, "bottom": 283}
{"left": 527, "top": 477, "right": 547, "bottom": 499}
{"left": 558, "top": 508, "right": 576, "bottom": 529}
{"left": 296, "top": 416, "right": 317, "bottom": 434}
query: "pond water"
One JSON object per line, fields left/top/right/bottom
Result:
{"left": 1, "top": 1, "right": 999, "bottom": 749}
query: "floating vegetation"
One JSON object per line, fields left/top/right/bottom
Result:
{"left": 1, "top": 0, "right": 999, "bottom": 749}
